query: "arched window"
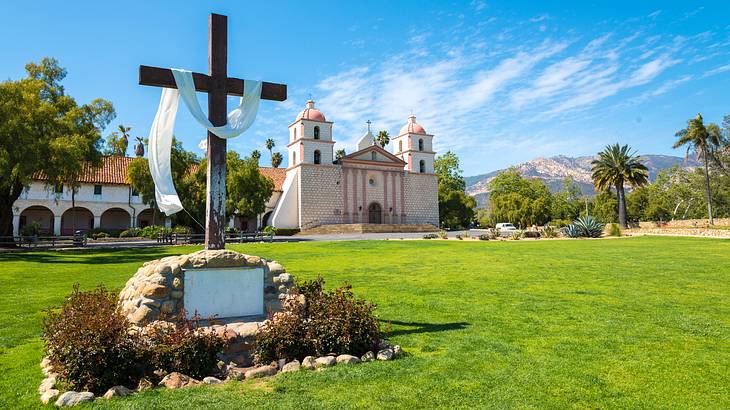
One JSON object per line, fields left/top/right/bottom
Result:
{"left": 313, "top": 126, "right": 320, "bottom": 139}
{"left": 314, "top": 150, "right": 321, "bottom": 164}
{"left": 418, "top": 138, "right": 424, "bottom": 151}
{"left": 371, "top": 151, "right": 377, "bottom": 161}
{"left": 419, "top": 160, "right": 426, "bottom": 173}
{"left": 293, "top": 128, "right": 297, "bottom": 139}
{"left": 398, "top": 140, "right": 403, "bottom": 152}
{"left": 292, "top": 152, "right": 296, "bottom": 165}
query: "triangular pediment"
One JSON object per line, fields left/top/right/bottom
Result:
{"left": 341, "top": 145, "right": 406, "bottom": 167}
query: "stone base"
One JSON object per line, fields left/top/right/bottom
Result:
{"left": 299, "top": 223, "right": 438, "bottom": 235}
{"left": 118, "top": 250, "right": 294, "bottom": 326}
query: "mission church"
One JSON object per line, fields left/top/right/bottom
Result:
{"left": 11, "top": 100, "right": 438, "bottom": 236}
{"left": 269, "top": 100, "right": 439, "bottom": 230}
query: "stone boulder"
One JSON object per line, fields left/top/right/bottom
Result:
{"left": 118, "top": 250, "right": 294, "bottom": 326}
{"left": 244, "top": 365, "right": 278, "bottom": 379}
{"left": 315, "top": 356, "right": 336, "bottom": 368}
{"left": 158, "top": 372, "right": 201, "bottom": 389}
{"left": 103, "top": 386, "right": 132, "bottom": 399}
{"left": 377, "top": 349, "right": 394, "bottom": 361}
{"left": 55, "top": 391, "right": 94, "bottom": 407}
{"left": 281, "top": 360, "right": 301, "bottom": 373}
{"left": 336, "top": 354, "right": 361, "bottom": 365}
{"left": 203, "top": 376, "right": 223, "bottom": 385}
{"left": 302, "top": 356, "right": 316, "bottom": 370}
{"left": 361, "top": 351, "right": 375, "bottom": 362}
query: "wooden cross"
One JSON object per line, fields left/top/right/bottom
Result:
{"left": 139, "top": 13, "right": 287, "bottom": 250}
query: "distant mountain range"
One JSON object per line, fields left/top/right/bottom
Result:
{"left": 465, "top": 154, "right": 699, "bottom": 208}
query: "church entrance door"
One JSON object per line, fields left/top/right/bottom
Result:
{"left": 368, "top": 202, "right": 382, "bottom": 224}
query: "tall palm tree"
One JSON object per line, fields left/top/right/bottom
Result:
{"left": 265, "top": 138, "right": 275, "bottom": 156}
{"left": 591, "top": 143, "right": 649, "bottom": 228}
{"left": 674, "top": 113, "right": 724, "bottom": 225}
{"left": 117, "top": 124, "right": 131, "bottom": 156}
{"left": 251, "top": 149, "right": 261, "bottom": 165}
{"left": 271, "top": 152, "right": 283, "bottom": 168}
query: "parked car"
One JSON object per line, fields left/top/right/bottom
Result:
{"left": 495, "top": 223, "right": 518, "bottom": 237}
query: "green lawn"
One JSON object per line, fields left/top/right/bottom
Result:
{"left": 1, "top": 237, "right": 728, "bottom": 409}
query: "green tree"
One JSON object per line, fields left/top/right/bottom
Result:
{"left": 127, "top": 137, "right": 199, "bottom": 227}
{"left": 488, "top": 168, "right": 553, "bottom": 228}
{"left": 434, "top": 151, "right": 474, "bottom": 228}
{"left": 375, "top": 130, "right": 390, "bottom": 148}
{"left": 551, "top": 178, "right": 584, "bottom": 224}
{"left": 591, "top": 191, "right": 618, "bottom": 224}
{"left": 225, "top": 152, "right": 275, "bottom": 221}
{"left": 271, "top": 152, "right": 283, "bottom": 168}
{"left": 265, "top": 138, "right": 275, "bottom": 155}
{"left": 0, "top": 58, "right": 115, "bottom": 241}
{"left": 591, "top": 143, "right": 649, "bottom": 228}
{"left": 434, "top": 151, "right": 465, "bottom": 192}
{"left": 335, "top": 148, "right": 346, "bottom": 161}
{"left": 673, "top": 113, "right": 726, "bottom": 225}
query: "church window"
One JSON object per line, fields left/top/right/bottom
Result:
{"left": 94, "top": 185, "right": 103, "bottom": 195}
{"left": 419, "top": 160, "right": 426, "bottom": 173}
{"left": 369, "top": 178, "right": 375, "bottom": 186}
{"left": 418, "top": 138, "right": 424, "bottom": 151}
{"left": 314, "top": 150, "right": 321, "bottom": 164}
{"left": 293, "top": 128, "right": 297, "bottom": 139}
{"left": 313, "top": 126, "right": 320, "bottom": 139}
{"left": 398, "top": 141, "right": 403, "bottom": 152}
{"left": 292, "top": 152, "right": 296, "bottom": 164}
{"left": 371, "top": 151, "right": 377, "bottom": 161}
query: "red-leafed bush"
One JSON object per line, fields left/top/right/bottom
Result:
{"left": 42, "top": 285, "right": 144, "bottom": 393}
{"left": 255, "top": 278, "right": 380, "bottom": 364}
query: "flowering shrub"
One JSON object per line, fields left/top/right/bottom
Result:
{"left": 42, "top": 285, "right": 144, "bottom": 393}
{"left": 43, "top": 285, "right": 226, "bottom": 393}
{"left": 255, "top": 278, "right": 381, "bottom": 364}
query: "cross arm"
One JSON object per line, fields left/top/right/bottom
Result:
{"left": 139, "top": 65, "right": 287, "bottom": 101}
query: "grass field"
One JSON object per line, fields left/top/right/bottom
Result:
{"left": 1, "top": 237, "right": 728, "bottom": 409}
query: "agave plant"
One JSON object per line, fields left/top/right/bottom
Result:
{"left": 563, "top": 224, "right": 582, "bottom": 238}
{"left": 572, "top": 216, "right": 605, "bottom": 238}
{"left": 541, "top": 225, "right": 559, "bottom": 238}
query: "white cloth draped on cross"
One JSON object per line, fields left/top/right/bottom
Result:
{"left": 147, "top": 69, "right": 262, "bottom": 215}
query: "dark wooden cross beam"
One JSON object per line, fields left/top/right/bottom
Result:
{"left": 139, "top": 13, "right": 287, "bottom": 250}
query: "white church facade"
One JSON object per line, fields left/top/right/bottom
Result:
{"left": 11, "top": 100, "right": 438, "bottom": 236}
{"left": 270, "top": 101, "right": 439, "bottom": 230}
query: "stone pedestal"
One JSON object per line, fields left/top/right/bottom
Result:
{"left": 118, "top": 249, "right": 294, "bottom": 326}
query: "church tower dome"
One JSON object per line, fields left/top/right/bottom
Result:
{"left": 399, "top": 114, "right": 427, "bottom": 136}
{"left": 296, "top": 100, "right": 326, "bottom": 122}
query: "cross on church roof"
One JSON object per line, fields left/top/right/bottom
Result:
{"left": 366, "top": 120, "right": 371, "bottom": 133}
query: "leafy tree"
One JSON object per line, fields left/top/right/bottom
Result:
{"left": 434, "top": 151, "right": 465, "bottom": 192}
{"left": 225, "top": 152, "right": 275, "bottom": 221}
{"left": 335, "top": 148, "right": 346, "bottom": 161}
{"left": 434, "top": 151, "right": 474, "bottom": 228}
{"left": 591, "top": 143, "right": 649, "bottom": 228}
{"left": 489, "top": 169, "right": 553, "bottom": 228}
{"left": 271, "top": 152, "right": 283, "bottom": 168}
{"left": 590, "top": 191, "right": 618, "bottom": 224}
{"left": 375, "top": 130, "right": 390, "bottom": 148}
{"left": 674, "top": 113, "right": 726, "bottom": 225}
{"left": 439, "top": 190, "right": 476, "bottom": 229}
{"left": 127, "top": 137, "right": 199, "bottom": 228}
{"left": 0, "top": 58, "right": 115, "bottom": 241}
{"left": 551, "top": 178, "right": 584, "bottom": 224}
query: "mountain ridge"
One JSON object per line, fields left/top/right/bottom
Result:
{"left": 465, "top": 154, "right": 698, "bottom": 208}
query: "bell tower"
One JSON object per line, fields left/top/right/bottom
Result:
{"left": 392, "top": 115, "right": 435, "bottom": 173}
{"left": 287, "top": 100, "right": 334, "bottom": 167}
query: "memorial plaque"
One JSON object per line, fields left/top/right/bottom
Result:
{"left": 183, "top": 267, "right": 264, "bottom": 319}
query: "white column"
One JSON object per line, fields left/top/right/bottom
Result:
{"left": 53, "top": 215, "right": 61, "bottom": 236}
{"left": 12, "top": 215, "right": 20, "bottom": 236}
{"left": 93, "top": 215, "right": 101, "bottom": 230}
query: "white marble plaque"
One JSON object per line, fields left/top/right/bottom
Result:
{"left": 183, "top": 267, "right": 264, "bottom": 319}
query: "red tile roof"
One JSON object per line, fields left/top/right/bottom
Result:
{"left": 33, "top": 156, "right": 287, "bottom": 191}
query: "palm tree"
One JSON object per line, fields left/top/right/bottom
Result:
{"left": 376, "top": 130, "right": 390, "bottom": 148}
{"left": 265, "top": 138, "right": 275, "bottom": 154}
{"left": 591, "top": 143, "right": 649, "bottom": 228}
{"left": 117, "top": 124, "right": 131, "bottom": 156}
{"left": 271, "top": 152, "right": 283, "bottom": 168}
{"left": 335, "top": 148, "right": 346, "bottom": 162}
{"left": 674, "top": 113, "right": 724, "bottom": 225}
{"left": 251, "top": 149, "right": 261, "bottom": 165}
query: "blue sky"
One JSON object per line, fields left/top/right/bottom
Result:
{"left": 2, "top": 1, "right": 729, "bottom": 175}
